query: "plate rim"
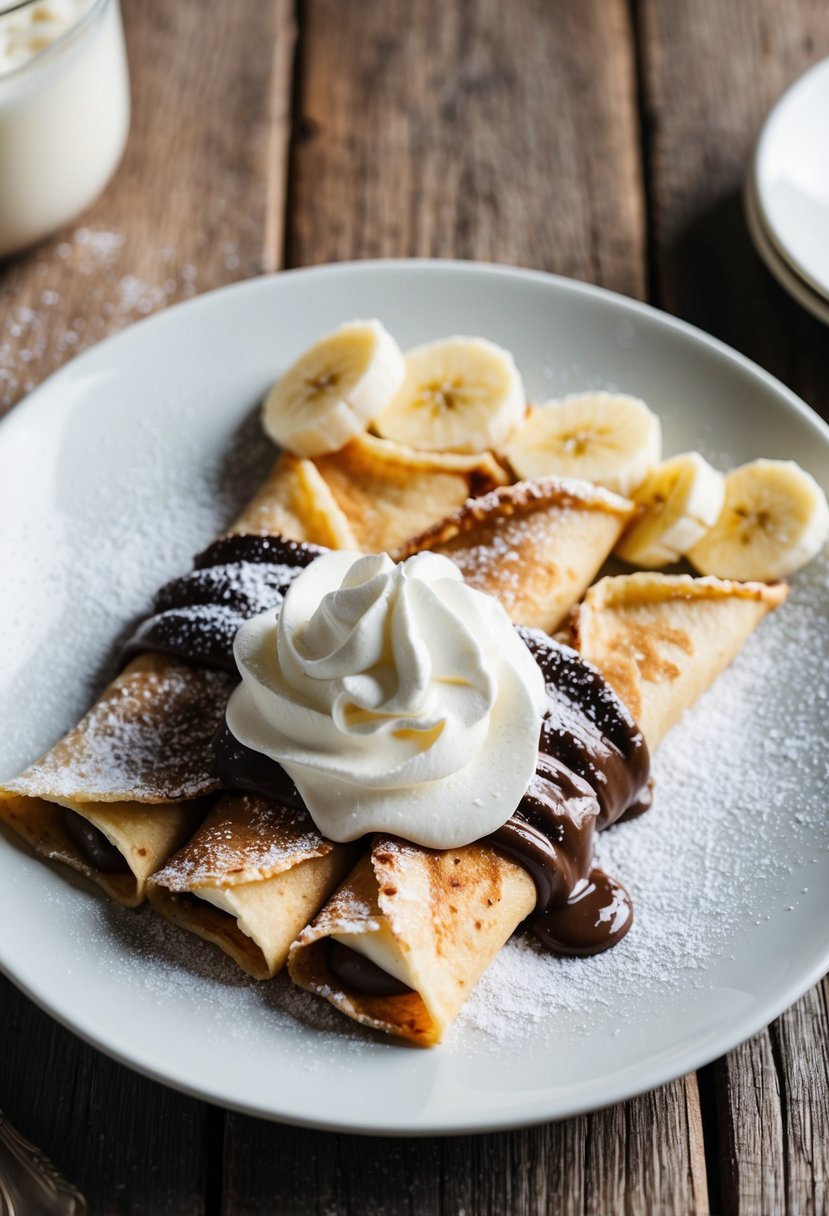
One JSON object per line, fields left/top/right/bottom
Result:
{"left": 1, "top": 257, "right": 828, "bottom": 1135}
{"left": 744, "top": 163, "right": 829, "bottom": 327}
{"left": 754, "top": 55, "right": 829, "bottom": 303}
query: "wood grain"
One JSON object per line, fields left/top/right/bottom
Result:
{"left": 636, "top": 0, "right": 829, "bottom": 420}
{"left": 223, "top": 1081, "right": 705, "bottom": 1216}
{"left": 638, "top": 1, "right": 829, "bottom": 1211}
{"left": 0, "top": 974, "right": 211, "bottom": 1216}
{"left": 0, "top": 1, "right": 295, "bottom": 1212}
{"left": 288, "top": 0, "right": 646, "bottom": 298}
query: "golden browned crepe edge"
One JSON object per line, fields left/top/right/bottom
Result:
{"left": 148, "top": 849, "right": 357, "bottom": 979}
{"left": 392, "top": 476, "right": 635, "bottom": 558}
{"left": 564, "top": 572, "right": 789, "bottom": 750}
{"left": 310, "top": 433, "right": 511, "bottom": 552}
{"left": 0, "top": 793, "right": 206, "bottom": 908}
{"left": 392, "top": 477, "right": 636, "bottom": 632}
{"left": 147, "top": 792, "right": 359, "bottom": 978}
{"left": 288, "top": 838, "right": 536, "bottom": 1046}
{"left": 226, "top": 451, "right": 359, "bottom": 547}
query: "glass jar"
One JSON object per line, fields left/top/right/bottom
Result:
{"left": 0, "top": 0, "right": 130, "bottom": 259}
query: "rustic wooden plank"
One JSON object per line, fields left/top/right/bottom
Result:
{"left": 224, "top": 1079, "right": 707, "bottom": 1215}
{"left": 586, "top": 1079, "right": 709, "bottom": 1216}
{"left": 770, "top": 985, "right": 829, "bottom": 1216}
{"left": 714, "top": 1034, "right": 786, "bottom": 1214}
{"left": 0, "top": 1, "right": 295, "bottom": 1212}
{"left": 636, "top": 0, "right": 829, "bottom": 420}
{"left": 637, "top": 1, "right": 829, "bottom": 1211}
{"left": 288, "top": 0, "right": 646, "bottom": 298}
{"left": 224, "top": 4, "right": 706, "bottom": 1214}
{"left": 0, "top": 973, "right": 211, "bottom": 1215}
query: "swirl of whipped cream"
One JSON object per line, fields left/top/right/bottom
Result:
{"left": 225, "top": 550, "right": 547, "bottom": 849}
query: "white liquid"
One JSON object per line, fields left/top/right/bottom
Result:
{"left": 0, "top": 0, "right": 129, "bottom": 258}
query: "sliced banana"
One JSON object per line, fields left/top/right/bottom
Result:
{"left": 503, "top": 391, "right": 662, "bottom": 496}
{"left": 688, "top": 459, "right": 829, "bottom": 581}
{"left": 372, "top": 336, "right": 525, "bottom": 454}
{"left": 615, "top": 452, "right": 725, "bottom": 568}
{"left": 263, "top": 319, "right": 406, "bottom": 458}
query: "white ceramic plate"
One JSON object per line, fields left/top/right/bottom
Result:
{"left": 746, "top": 160, "right": 829, "bottom": 326}
{"left": 1, "top": 261, "right": 828, "bottom": 1135}
{"left": 755, "top": 56, "right": 829, "bottom": 302}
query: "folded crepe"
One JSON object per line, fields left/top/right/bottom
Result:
{"left": 0, "top": 654, "right": 227, "bottom": 907}
{"left": 0, "top": 452, "right": 353, "bottom": 906}
{"left": 147, "top": 792, "right": 358, "bottom": 979}
{"left": 230, "top": 451, "right": 359, "bottom": 548}
{"left": 394, "top": 478, "right": 635, "bottom": 631}
{"left": 566, "top": 572, "right": 789, "bottom": 750}
{"left": 288, "top": 572, "right": 787, "bottom": 1045}
{"left": 311, "top": 432, "right": 509, "bottom": 551}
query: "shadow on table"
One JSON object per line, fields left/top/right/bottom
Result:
{"left": 657, "top": 189, "right": 828, "bottom": 422}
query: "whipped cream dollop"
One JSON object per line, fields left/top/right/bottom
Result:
{"left": 225, "top": 551, "right": 547, "bottom": 849}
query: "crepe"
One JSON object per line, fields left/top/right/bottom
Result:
{"left": 565, "top": 572, "right": 789, "bottom": 750}
{"left": 311, "top": 432, "right": 509, "bottom": 551}
{"left": 288, "top": 840, "right": 535, "bottom": 1045}
{"left": 288, "top": 572, "right": 787, "bottom": 1045}
{"left": 0, "top": 654, "right": 229, "bottom": 907}
{"left": 394, "top": 478, "right": 636, "bottom": 631}
{"left": 148, "top": 792, "right": 357, "bottom": 978}
{"left": 229, "top": 452, "right": 358, "bottom": 548}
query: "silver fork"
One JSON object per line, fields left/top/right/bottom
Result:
{"left": 0, "top": 1110, "right": 86, "bottom": 1216}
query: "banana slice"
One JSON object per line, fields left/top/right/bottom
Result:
{"left": 263, "top": 320, "right": 406, "bottom": 458}
{"left": 372, "top": 337, "right": 525, "bottom": 454}
{"left": 503, "top": 392, "right": 661, "bottom": 496}
{"left": 615, "top": 452, "right": 725, "bottom": 568}
{"left": 688, "top": 459, "right": 829, "bottom": 581}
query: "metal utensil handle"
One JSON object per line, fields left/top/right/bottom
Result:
{"left": 0, "top": 1110, "right": 86, "bottom": 1216}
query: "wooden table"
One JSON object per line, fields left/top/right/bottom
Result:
{"left": 1, "top": 2, "right": 828, "bottom": 1212}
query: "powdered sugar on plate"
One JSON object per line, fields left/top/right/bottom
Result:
{"left": 457, "top": 551, "right": 829, "bottom": 1044}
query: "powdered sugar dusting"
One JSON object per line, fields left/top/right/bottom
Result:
{"left": 7, "top": 665, "right": 233, "bottom": 800}
{"left": 154, "top": 799, "right": 327, "bottom": 890}
{"left": 73, "top": 893, "right": 376, "bottom": 1056}
{"left": 457, "top": 552, "right": 829, "bottom": 1044}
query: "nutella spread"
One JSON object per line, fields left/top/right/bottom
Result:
{"left": 63, "top": 809, "right": 130, "bottom": 873}
{"left": 327, "top": 940, "right": 413, "bottom": 997}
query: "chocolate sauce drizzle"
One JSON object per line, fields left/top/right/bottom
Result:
{"left": 123, "top": 534, "right": 325, "bottom": 673}
{"left": 126, "top": 532, "right": 652, "bottom": 967}
{"left": 491, "top": 627, "right": 649, "bottom": 954}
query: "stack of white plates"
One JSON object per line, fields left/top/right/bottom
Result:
{"left": 747, "top": 57, "right": 829, "bottom": 326}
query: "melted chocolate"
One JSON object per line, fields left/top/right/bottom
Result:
{"left": 518, "top": 626, "right": 650, "bottom": 831}
{"left": 531, "top": 869, "right": 633, "bottom": 955}
{"left": 327, "top": 941, "right": 414, "bottom": 997}
{"left": 491, "top": 753, "right": 597, "bottom": 910}
{"left": 123, "top": 534, "right": 325, "bottom": 673}
{"left": 63, "top": 809, "right": 130, "bottom": 874}
{"left": 214, "top": 722, "right": 304, "bottom": 810}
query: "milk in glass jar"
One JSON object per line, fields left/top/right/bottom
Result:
{"left": 0, "top": 0, "right": 130, "bottom": 258}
